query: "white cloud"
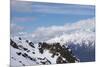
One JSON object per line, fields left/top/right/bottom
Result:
{"left": 11, "top": 18, "right": 95, "bottom": 44}
{"left": 10, "top": 23, "right": 25, "bottom": 36}
{"left": 27, "top": 18, "right": 95, "bottom": 43}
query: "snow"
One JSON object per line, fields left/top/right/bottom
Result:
{"left": 46, "top": 31, "right": 95, "bottom": 46}
{"left": 10, "top": 38, "right": 61, "bottom": 66}
{"left": 10, "top": 22, "right": 95, "bottom": 66}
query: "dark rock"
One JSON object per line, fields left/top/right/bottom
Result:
{"left": 37, "top": 42, "right": 79, "bottom": 63}
{"left": 29, "top": 42, "right": 35, "bottom": 48}
{"left": 27, "top": 50, "right": 30, "bottom": 52}
{"left": 19, "top": 37, "right": 22, "bottom": 40}
{"left": 22, "top": 53, "right": 28, "bottom": 58}
{"left": 32, "top": 52, "right": 35, "bottom": 54}
{"left": 23, "top": 48, "right": 28, "bottom": 51}
{"left": 39, "top": 48, "right": 44, "bottom": 54}
{"left": 16, "top": 52, "right": 22, "bottom": 56}
{"left": 40, "top": 61, "right": 46, "bottom": 64}
{"left": 18, "top": 45, "right": 28, "bottom": 51}
{"left": 19, "top": 61, "right": 22, "bottom": 63}
{"left": 10, "top": 39, "right": 19, "bottom": 49}
{"left": 26, "top": 40, "right": 29, "bottom": 43}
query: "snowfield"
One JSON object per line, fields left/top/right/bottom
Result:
{"left": 10, "top": 31, "right": 95, "bottom": 67}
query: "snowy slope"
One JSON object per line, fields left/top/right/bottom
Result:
{"left": 46, "top": 31, "right": 95, "bottom": 62}
{"left": 47, "top": 31, "right": 95, "bottom": 46}
{"left": 10, "top": 23, "right": 95, "bottom": 66}
{"left": 10, "top": 37, "right": 80, "bottom": 67}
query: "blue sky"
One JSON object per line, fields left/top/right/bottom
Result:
{"left": 11, "top": 1, "right": 95, "bottom": 36}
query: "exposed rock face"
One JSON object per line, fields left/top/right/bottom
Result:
{"left": 38, "top": 42, "right": 79, "bottom": 63}
{"left": 10, "top": 38, "right": 79, "bottom": 66}
{"left": 10, "top": 39, "right": 19, "bottom": 49}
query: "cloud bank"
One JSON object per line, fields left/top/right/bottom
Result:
{"left": 11, "top": 18, "right": 95, "bottom": 43}
{"left": 31, "top": 18, "right": 95, "bottom": 42}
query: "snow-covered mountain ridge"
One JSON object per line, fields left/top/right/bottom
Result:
{"left": 10, "top": 31, "right": 95, "bottom": 66}
{"left": 10, "top": 37, "right": 80, "bottom": 67}
{"left": 47, "top": 31, "right": 95, "bottom": 46}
